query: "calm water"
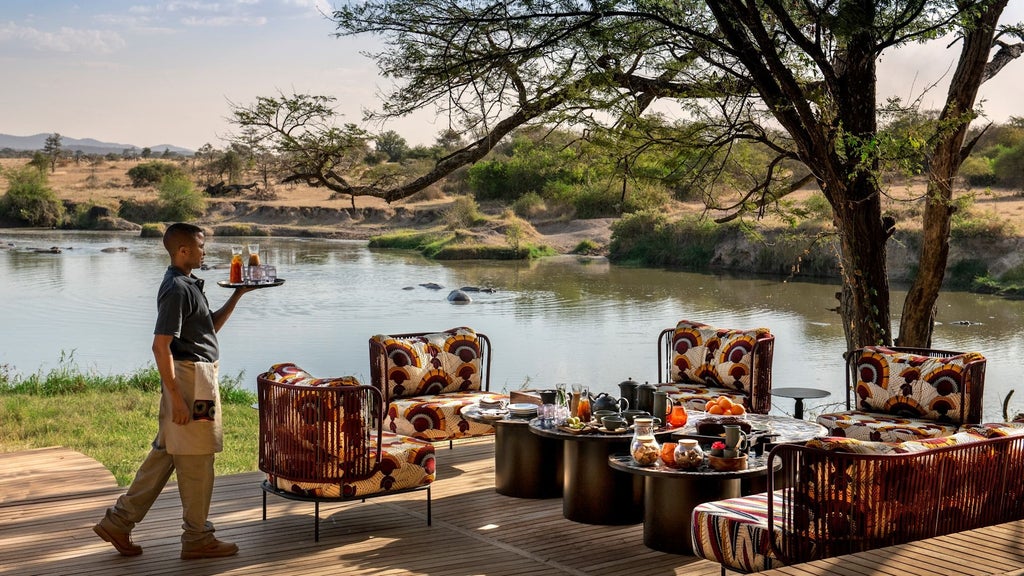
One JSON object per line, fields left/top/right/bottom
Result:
{"left": 2, "top": 230, "right": 1021, "bottom": 421}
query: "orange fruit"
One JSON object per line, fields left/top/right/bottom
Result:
{"left": 661, "top": 442, "right": 678, "bottom": 466}
{"left": 730, "top": 404, "right": 746, "bottom": 415}
{"left": 705, "top": 400, "right": 716, "bottom": 412}
{"left": 708, "top": 404, "right": 725, "bottom": 415}
{"left": 717, "top": 396, "right": 733, "bottom": 409}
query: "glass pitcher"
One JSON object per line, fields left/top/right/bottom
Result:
{"left": 630, "top": 417, "right": 660, "bottom": 466}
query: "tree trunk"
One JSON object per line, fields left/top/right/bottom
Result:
{"left": 833, "top": 184, "right": 893, "bottom": 348}
{"left": 897, "top": 0, "right": 1009, "bottom": 348}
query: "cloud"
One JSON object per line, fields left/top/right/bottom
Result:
{"left": 0, "top": 22, "right": 125, "bottom": 54}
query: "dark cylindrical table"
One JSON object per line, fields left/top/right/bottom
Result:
{"left": 463, "top": 406, "right": 563, "bottom": 498}
{"left": 608, "top": 455, "right": 777, "bottom": 554}
{"left": 530, "top": 422, "right": 643, "bottom": 525}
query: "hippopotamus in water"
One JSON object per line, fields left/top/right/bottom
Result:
{"left": 420, "top": 282, "right": 444, "bottom": 290}
{"left": 447, "top": 289, "right": 472, "bottom": 304}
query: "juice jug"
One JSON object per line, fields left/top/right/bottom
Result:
{"left": 229, "top": 246, "right": 243, "bottom": 284}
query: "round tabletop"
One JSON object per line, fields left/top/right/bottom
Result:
{"left": 607, "top": 454, "right": 777, "bottom": 480}
{"left": 672, "top": 411, "right": 826, "bottom": 445}
{"left": 772, "top": 387, "right": 831, "bottom": 400}
{"left": 529, "top": 419, "right": 681, "bottom": 442}
{"left": 461, "top": 404, "right": 535, "bottom": 426}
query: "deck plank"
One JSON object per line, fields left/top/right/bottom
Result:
{"left": 0, "top": 446, "right": 119, "bottom": 505}
{"left": 2, "top": 441, "right": 1023, "bottom": 576}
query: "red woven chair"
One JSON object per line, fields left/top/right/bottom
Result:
{"left": 257, "top": 364, "right": 435, "bottom": 541}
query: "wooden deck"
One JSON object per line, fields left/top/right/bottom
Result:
{"left": 2, "top": 443, "right": 1023, "bottom": 576}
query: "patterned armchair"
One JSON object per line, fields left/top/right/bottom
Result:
{"left": 257, "top": 363, "right": 436, "bottom": 541}
{"left": 369, "top": 326, "right": 507, "bottom": 444}
{"left": 816, "top": 346, "right": 987, "bottom": 442}
{"left": 656, "top": 320, "right": 774, "bottom": 414}
{"left": 691, "top": 423, "right": 1024, "bottom": 573}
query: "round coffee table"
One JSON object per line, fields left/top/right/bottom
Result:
{"left": 771, "top": 387, "right": 831, "bottom": 419}
{"left": 463, "top": 405, "right": 563, "bottom": 498}
{"left": 529, "top": 421, "right": 643, "bottom": 525}
{"left": 608, "top": 454, "right": 778, "bottom": 555}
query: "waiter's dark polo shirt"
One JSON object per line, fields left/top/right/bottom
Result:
{"left": 154, "top": 266, "right": 219, "bottom": 363}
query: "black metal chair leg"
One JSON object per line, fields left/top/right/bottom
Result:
{"left": 427, "top": 486, "right": 432, "bottom": 526}
{"left": 314, "top": 501, "right": 320, "bottom": 542}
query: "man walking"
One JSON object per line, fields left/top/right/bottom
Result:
{"left": 94, "top": 222, "right": 253, "bottom": 559}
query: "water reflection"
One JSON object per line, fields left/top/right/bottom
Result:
{"left": 1, "top": 230, "right": 1021, "bottom": 421}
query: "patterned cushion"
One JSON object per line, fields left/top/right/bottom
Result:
{"left": 266, "top": 431, "right": 435, "bottom": 498}
{"left": 387, "top": 390, "right": 505, "bottom": 441}
{"left": 263, "top": 362, "right": 361, "bottom": 388}
{"left": 656, "top": 382, "right": 747, "bottom": 413}
{"left": 961, "top": 422, "right": 1024, "bottom": 438}
{"left": 851, "top": 347, "right": 984, "bottom": 422}
{"left": 816, "top": 410, "right": 959, "bottom": 442}
{"left": 370, "top": 327, "right": 485, "bottom": 399}
{"left": 669, "top": 320, "right": 770, "bottom": 396}
{"left": 691, "top": 491, "right": 786, "bottom": 573}
{"left": 806, "top": 432, "right": 986, "bottom": 455}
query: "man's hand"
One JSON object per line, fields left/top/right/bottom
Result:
{"left": 170, "top": 387, "right": 192, "bottom": 425}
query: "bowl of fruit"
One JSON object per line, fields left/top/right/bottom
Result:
{"left": 695, "top": 396, "right": 752, "bottom": 435}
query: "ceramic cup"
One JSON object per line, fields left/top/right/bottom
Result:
{"left": 601, "top": 415, "right": 627, "bottom": 431}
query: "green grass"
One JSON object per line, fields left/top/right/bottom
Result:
{"left": 0, "top": 356, "right": 258, "bottom": 486}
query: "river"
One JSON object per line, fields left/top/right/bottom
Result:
{"left": 1, "top": 229, "right": 1021, "bottom": 421}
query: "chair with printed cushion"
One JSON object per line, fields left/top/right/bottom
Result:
{"left": 369, "top": 326, "right": 506, "bottom": 445}
{"left": 656, "top": 319, "right": 775, "bottom": 414}
{"left": 257, "top": 363, "right": 435, "bottom": 542}
{"left": 816, "top": 346, "right": 987, "bottom": 442}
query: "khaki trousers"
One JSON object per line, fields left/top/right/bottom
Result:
{"left": 101, "top": 439, "right": 217, "bottom": 545}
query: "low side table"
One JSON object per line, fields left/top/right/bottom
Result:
{"left": 463, "top": 405, "right": 563, "bottom": 498}
{"left": 608, "top": 454, "right": 777, "bottom": 555}
{"left": 772, "top": 387, "right": 831, "bottom": 420}
{"left": 530, "top": 422, "right": 642, "bottom": 525}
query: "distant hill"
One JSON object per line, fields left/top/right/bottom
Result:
{"left": 0, "top": 133, "right": 192, "bottom": 156}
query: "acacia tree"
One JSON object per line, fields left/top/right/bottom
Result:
{"left": 318, "top": 0, "right": 1022, "bottom": 350}
{"left": 42, "top": 133, "right": 62, "bottom": 173}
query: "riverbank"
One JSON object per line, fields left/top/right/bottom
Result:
{"left": 4, "top": 157, "right": 1024, "bottom": 286}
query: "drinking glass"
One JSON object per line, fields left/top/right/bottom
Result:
{"left": 264, "top": 265, "right": 277, "bottom": 283}
{"left": 247, "top": 243, "right": 261, "bottom": 266}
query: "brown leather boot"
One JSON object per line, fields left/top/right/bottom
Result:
{"left": 180, "top": 538, "right": 239, "bottom": 559}
{"left": 93, "top": 523, "right": 143, "bottom": 556}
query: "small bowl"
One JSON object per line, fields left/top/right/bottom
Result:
{"left": 708, "top": 454, "right": 748, "bottom": 471}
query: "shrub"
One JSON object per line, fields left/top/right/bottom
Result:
{"left": 512, "top": 192, "right": 546, "bottom": 218}
{"left": 959, "top": 155, "right": 996, "bottom": 187}
{"left": 800, "top": 192, "right": 833, "bottom": 220}
{"left": 127, "top": 161, "right": 184, "bottom": 188}
{"left": 0, "top": 166, "right": 65, "bottom": 227}
{"left": 992, "top": 143, "right": 1024, "bottom": 189}
{"left": 158, "top": 174, "right": 206, "bottom": 222}
{"left": 442, "top": 196, "right": 485, "bottom": 229}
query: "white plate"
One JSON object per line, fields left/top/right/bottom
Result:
{"left": 480, "top": 409, "right": 508, "bottom": 419}
{"left": 507, "top": 403, "right": 538, "bottom": 413}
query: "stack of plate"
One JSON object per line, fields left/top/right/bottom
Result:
{"left": 507, "top": 403, "right": 539, "bottom": 418}
{"left": 479, "top": 399, "right": 505, "bottom": 411}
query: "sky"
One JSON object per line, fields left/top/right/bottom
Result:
{"left": 1, "top": 1, "right": 1022, "bottom": 153}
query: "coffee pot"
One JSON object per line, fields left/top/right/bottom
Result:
{"left": 617, "top": 378, "right": 639, "bottom": 410}
{"left": 636, "top": 381, "right": 657, "bottom": 414}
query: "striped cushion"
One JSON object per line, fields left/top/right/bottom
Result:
{"left": 816, "top": 410, "right": 958, "bottom": 442}
{"left": 691, "top": 491, "right": 787, "bottom": 573}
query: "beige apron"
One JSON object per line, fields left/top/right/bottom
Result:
{"left": 162, "top": 360, "right": 223, "bottom": 455}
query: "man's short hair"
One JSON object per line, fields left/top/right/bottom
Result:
{"left": 163, "top": 222, "right": 204, "bottom": 255}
